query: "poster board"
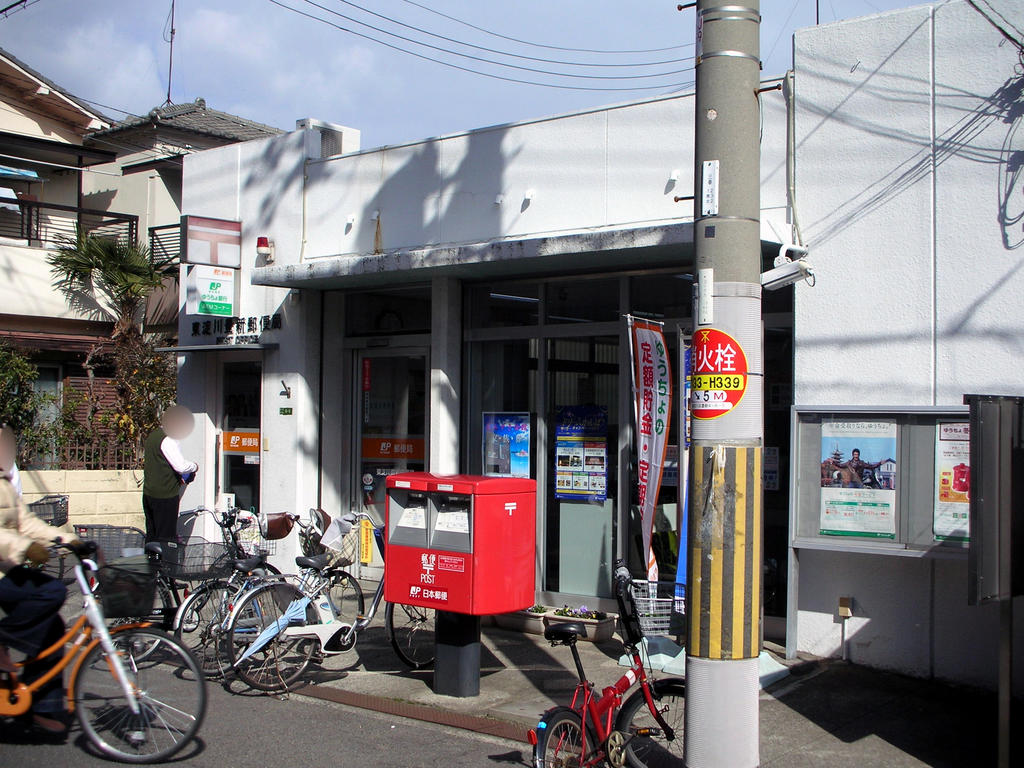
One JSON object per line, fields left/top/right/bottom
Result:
{"left": 790, "top": 406, "right": 970, "bottom": 554}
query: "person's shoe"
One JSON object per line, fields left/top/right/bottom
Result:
{"left": 0, "top": 645, "right": 17, "bottom": 673}
{"left": 31, "top": 713, "right": 68, "bottom": 734}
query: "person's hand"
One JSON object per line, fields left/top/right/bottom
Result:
{"left": 25, "top": 541, "right": 50, "bottom": 566}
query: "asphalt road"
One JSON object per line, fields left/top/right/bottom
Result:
{"left": 0, "top": 679, "right": 534, "bottom": 768}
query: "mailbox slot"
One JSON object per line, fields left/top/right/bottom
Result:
{"left": 387, "top": 489, "right": 429, "bottom": 548}
{"left": 430, "top": 493, "right": 473, "bottom": 553}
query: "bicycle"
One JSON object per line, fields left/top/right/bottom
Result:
{"left": 0, "top": 542, "right": 206, "bottom": 763}
{"left": 530, "top": 560, "right": 685, "bottom": 768}
{"left": 225, "top": 509, "right": 436, "bottom": 692}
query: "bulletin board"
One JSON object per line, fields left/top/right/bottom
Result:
{"left": 789, "top": 405, "right": 970, "bottom": 555}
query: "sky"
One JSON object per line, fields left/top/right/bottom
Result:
{"left": 1, "top": 0, "right": 929, "bottom": 149}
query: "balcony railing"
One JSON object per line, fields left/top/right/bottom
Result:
{"left": 0, "top": 199, "right": 138, "bottom": 246}
{"left": 149, "top": 223, "right": 181, "bottom": 263}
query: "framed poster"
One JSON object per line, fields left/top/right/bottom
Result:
{"left": 819, "top": 419, "right": 897, "bottom": 538}
{"left": 482, "top": 412, "right": 531, "bottom": 478}
{"left": 554, "top": 405, "right": 607, "bottom": 503}
{"left": 933, "top": 421, "right": 970, "bottom": 542}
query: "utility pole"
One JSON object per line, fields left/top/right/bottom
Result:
{"left": 686, "top": 2, "right": 762, "bottom": 767}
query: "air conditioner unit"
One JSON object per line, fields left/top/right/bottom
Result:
{"left": 295, "top": 118, "right": 361, "bottom": 160}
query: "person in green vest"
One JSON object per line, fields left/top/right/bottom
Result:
{"left": 142, "top": 405, "right": 198, "bottom": 542}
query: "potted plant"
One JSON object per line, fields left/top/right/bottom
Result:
{"left": 494, "top": 604, "right": 550, "bottom": 635}
{"left": 544, "top": 604, "right": 617, "bottom": 643}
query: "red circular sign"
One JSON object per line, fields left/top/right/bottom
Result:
{"left": 691, "top": 328, "right": 748, "bottom": 420}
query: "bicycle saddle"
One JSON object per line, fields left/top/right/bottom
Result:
{"left": 294, "top": 553, "right": 330, "bottom": 571}
{"left": 233, "top": 554, "right": 266, "bottom": 572}
{"left": 145, "top": 542, "right": 164, "bottom": 557}
{"left": 545, "top": 622, "right": 587, "bottom": 645}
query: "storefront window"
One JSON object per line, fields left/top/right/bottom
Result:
{"left": 346, "top": 285, "right": 431, "bottom": 335}
{"left": 466, "top": 282, "right": 539, "bottom": 328}
{"left": 628, "top": 273, "right": 693, "bottom": 321}
{"left": 546, "top": 336, "right": 619, "bottom": 597}
{"left": 545, "top": 278, "right": 620, "bottom": 324}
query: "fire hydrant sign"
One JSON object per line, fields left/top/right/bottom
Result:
{"left": 691, "top": 328, "right": 748, "bottom": 419}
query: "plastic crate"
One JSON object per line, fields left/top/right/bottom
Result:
{"left": 28, "top": 494, "right": 69, "bottom": 527}
{"left": 630, "top": 580, "right": 674, "bottom": 636}
{"left": 160, "top": 539, "right": 234, "bottom": 581}
{"left": 74, "top": 524, "right": 147, "bottom": 559}
{"left": 96, "top": 556, "right": 156, "bottom": 618}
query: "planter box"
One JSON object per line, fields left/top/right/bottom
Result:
{"left": 544, "top": 613, "right": 617, "bottom": 643}
{"left": 494, "top": 610, "right": 549, "bottom": 635}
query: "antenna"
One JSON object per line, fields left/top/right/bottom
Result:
{"left": 164, "top": 0, "right": 176, "bottom": 106}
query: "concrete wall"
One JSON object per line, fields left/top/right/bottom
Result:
{"left": 792, "top": 1, "right": 1024, "bottom": 689}
{"left": 0, "top": 243, "right": 106, "bottom": 320}
{"left": 22, "top": 469, "right": 144, "bottom": 529}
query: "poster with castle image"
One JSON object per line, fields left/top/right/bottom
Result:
{"left": 819, "top": 419, "right": 897, "bottom": 538}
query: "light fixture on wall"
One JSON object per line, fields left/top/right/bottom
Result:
{"left": 256, "top": 236, "right": 275, "bottom": 263}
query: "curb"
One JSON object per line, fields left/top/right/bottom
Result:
{"left": 295, "top": 684, "right": 535, "bottom": 743}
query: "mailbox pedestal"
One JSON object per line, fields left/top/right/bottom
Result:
{"left": 384, "top": 473, "right": 536, "bottom": 697}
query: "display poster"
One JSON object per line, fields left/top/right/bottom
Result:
{"left": 934, "top": 422, "right": 971, "bottom": 542}
{"left": 482, "top": 412, "right": 531, "bottom": 477}
{"left": 554, "top": 405, "right": 608, "bottom": 503}
{"left": 628, "top": 316, "right": 672, "bottom": 582}
{"left": 819, "top": 419, "right": 898, "bottom": 538}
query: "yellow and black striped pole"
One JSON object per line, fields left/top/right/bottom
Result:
{"left": 685, "top": 2, "right": 763, "bottom": 766}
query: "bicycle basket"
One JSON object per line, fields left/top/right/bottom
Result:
{"left": 28, "top": 494, "right": 69, "bottom": 527}
{"left": 630, "top": 580, "right": 673, "bottom": 636}
{"left": 258, "top": 511, "right": 294, "bottom": 540}
{"left": 74, "top": 524, "right": 146, "bottom": 559}
{"left": 161, "top": 539, "right": 234, "bottom": 581}
{"left": 96, "top": 556, "right": 157, "bottom": 618}
{"left": 319, "top": 516, "right": 356, "bottom": 567}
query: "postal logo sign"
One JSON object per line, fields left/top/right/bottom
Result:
{"left": 691, "top": 328, "right": 748, "bottom": 419}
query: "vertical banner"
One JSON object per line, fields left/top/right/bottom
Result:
{"left": 627, "top": 316, "right": 673, "bottom": 582}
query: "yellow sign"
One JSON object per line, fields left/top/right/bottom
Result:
{"left": 360, "top": 518, "right": 373, "bottom": 564}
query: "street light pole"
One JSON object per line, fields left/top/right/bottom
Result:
{"left": 686, "top": 2, "right": 763, "bottom": 767}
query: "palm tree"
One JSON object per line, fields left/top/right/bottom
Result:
{"left": 48, "top": 232, "right": 177, "bottom": 340}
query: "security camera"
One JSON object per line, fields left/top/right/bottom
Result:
{"left": 761, "top": 245, "right": 813, "bottom": 290}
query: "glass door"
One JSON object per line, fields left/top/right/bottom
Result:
{"left": 355, "top": 350, "right": 428, "bottom": 524}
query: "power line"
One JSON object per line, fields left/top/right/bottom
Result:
{"left": 966, "top": 0, "right": 1024, "bottom": 48}
{"left": 280, "top": 0, "right": 694, "bottom": 83}
{"left": 268, "top": 0, "right": 695, "bottom": 92}
{"left": 0, "top": 0, "right": 41, "bottom": 19}
{"left": 397, "top": 0, "right": 692, "bottom": 55}
{"left": 329, "top": 0, "right": 693, "bottom": 68}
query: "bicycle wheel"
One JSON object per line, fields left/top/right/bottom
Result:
{"left": 174, "top": 579, "right": 231, "bottom": 677}
{"left": 534, "top": 706, "right": 590, "bottom": 768}
{"left": 74, "top": 627, "right": 206, "bottom": 764}
{"left": 225, "top": 581, "right": 317, "bottom": 692}
{"left": 615, "top": 678, "right": 686, "bottom": 768}
{"left": 326, "top": 569, "right": 365, "bottom": 624}
{"left": 385, "top": 602, "right": 436, "bottom": 669}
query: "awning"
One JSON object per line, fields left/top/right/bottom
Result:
{"left": 0, "top": 165, "right": 42, "bottom": 182}
{"left": 156, "top": 343, "right": 278, "bottom": 353}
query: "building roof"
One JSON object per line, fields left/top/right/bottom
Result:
{"left": 0, "top": 46, "right": 110, "bottom": 130}
{"left": 89, "top": 98, "right": 283, "bottom": 143}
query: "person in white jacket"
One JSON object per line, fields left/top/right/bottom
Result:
{"left": 0, "top": 426, "right": 77, "bottom": 734}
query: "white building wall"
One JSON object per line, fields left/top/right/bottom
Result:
{"left": 792, "top": 1, "right": 1024, "bottom": 690}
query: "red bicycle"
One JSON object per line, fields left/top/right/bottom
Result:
{"left": 529, "top": 560, "right": 685, "bottom": 767}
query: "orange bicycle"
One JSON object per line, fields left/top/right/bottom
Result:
{"left": 0, "top": 542, "right": 206, "bottom": 763}
{"left": 530, "top": 560, "right": 685, "bottom": 767}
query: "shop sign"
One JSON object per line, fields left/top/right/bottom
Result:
{"left": 691, "top": 327, "right": 748, "bottom": 420}
{"left": 223, "top": 430, "right": 260, "bottom": 454}
{"left": 361, "top": 436, "right": 425, "bottom": 461}
{"left": 190, "top": 313, "right": 283, "bottom": 345}
{"left": 186, "top": 265, "right": 235, "bottom": 318}
{"left": 182, "top": 215, "right": 241, "bottom": 268}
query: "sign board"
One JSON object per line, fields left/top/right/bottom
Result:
{"left": 361, "top": 437, "right": 425, "bottom": 462}
{"left": 186, "top": 265, "right": 235, "bottom": 318}
{"left": 222, "top": 430, "right": 259, "bottom": 454}
{"left": 182, "top": 215, "right": 241, "bottom": 268}
{"left": 691, "top": 327, "right": 748, "bottom": 420}
{"left": 701, "top": 160, "right": 719, "bottom": 217}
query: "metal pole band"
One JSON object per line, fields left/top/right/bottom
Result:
{"left": 697, "top": 50, "right": 762, "bottom": 64}
{"left": 699, "top": 5, "right": 760, "bottom": 21}
{"left": 687, "top": 444, "right": 762, "bottom": 660}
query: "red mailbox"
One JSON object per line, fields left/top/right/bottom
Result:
{"left": 384, "top": 472, "right": 536, "bottom": 615}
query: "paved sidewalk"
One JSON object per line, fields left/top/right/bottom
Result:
{"left": 286, "top": 616, "right": 1012, "bottom": 767}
